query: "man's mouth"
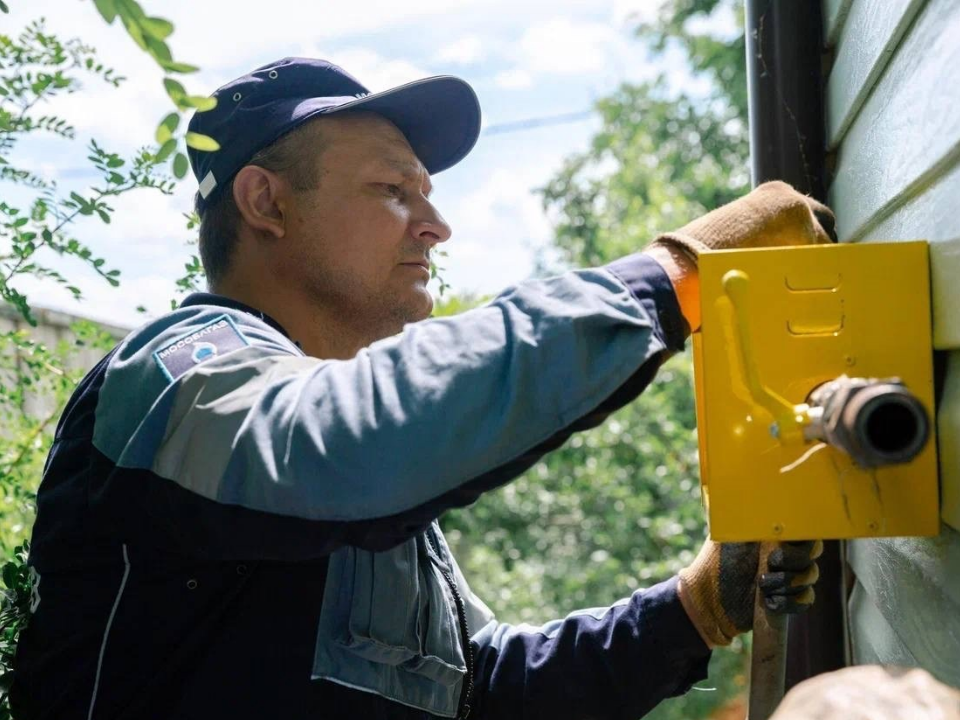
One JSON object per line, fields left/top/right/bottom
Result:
{"left": 401, "top": 259, "right": 431, "bottom": 270}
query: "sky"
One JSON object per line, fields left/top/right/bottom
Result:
{"left": 5, "top": 0, "right": 733, "bottom": 328}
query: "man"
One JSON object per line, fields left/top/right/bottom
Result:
{"left": 12, "top": 58, "right": 830, "bottom": 719}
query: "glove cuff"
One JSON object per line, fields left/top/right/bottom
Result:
{"left": 648, "top": 232, "right": 712, "bottom": 265}
{"left": 677, "top": 567, "right": 738, "bottom": 648}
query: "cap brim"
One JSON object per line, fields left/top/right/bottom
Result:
{"left": 298, "top": 76, "right": 481, "bottom": 175}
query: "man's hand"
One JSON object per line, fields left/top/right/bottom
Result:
{"left": 644, "top": 181, "right": 837, "bottom": 332}
{"left": 677, "top": 538, "right": 823, "bottom": 648}
{"left": 651, "top": 180, "right": 837, "bottom": 261}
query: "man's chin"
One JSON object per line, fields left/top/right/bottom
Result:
{"left": 376, "top": 290, "right": 433, "bottom": 338}
{"left": 403, "top": 286, "right": 434, "bottom": 322}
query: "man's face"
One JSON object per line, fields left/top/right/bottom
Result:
{"left": 279, "top": 113, "right": 451, "bottom": 342}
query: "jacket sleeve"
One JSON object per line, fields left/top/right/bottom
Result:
{"left": 91, "top": 253, "right": 688, "bottom": 560}
{"left": 466, "top": 577, "right": 712, "bottom": 720}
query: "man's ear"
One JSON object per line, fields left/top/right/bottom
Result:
{"left": 233, "top": 165, "right": 287, "bottom": 239}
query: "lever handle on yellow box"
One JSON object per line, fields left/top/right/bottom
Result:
{"left": 720, "top": 268, "right": 812, "bottom": 444}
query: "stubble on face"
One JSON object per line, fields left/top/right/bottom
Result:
{"left": 297, "top": 223, "right": 426, "bottom": 344}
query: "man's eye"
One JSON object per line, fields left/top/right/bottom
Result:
{"left": 382, "top": 183, "right": 404, "bottom": 197}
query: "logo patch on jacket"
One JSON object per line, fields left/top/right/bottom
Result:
{"left": 153, "top": 315, "right": 248, "bottom": 381}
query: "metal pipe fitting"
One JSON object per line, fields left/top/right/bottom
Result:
{"left": 804, "top": 376, "right": 930, "bottom": 468}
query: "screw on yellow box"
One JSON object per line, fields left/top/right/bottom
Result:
{"left": 692, "top": 242, "right": 939, "bottom": 541}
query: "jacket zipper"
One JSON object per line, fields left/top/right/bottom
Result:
{"left": 427, "top": 531, "right": 475, "bottom": 719}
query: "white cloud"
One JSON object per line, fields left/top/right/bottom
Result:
{"left": 8, "top": 0, "right": 481, "bottom": 75}
{"left": 297, "top": 48, "right": 432, "bottom": 91}
{"left": 684, "top": 2, "right": 741, "bottom": 40}
{"left": 38, "top": 80, "right": 168, "bottom": 154}
{"left": 112, "top": 0, "right": 482, "bottom": 71}
{"left": 16, "top": 263, "right": 183, "bottom": 330}
{"left": 610, "top": 0, "right": 669, "bottom": 28}
{"left": 494, "top": 69, "right": 534, "bottom": 90}
{"left": 518, "top": 18, "right": 621, "bottom": 76}
{"left": 441, "top": 163, "right": 558, "bottom": 295}
{"left": 89, "top": 185, "right": 196, "bottom": 253}
{"left": 492, "top": 16, "right": 655, "bottom": 88}
{"left": 437, "top": 36, "right": 486, "bottom": 65}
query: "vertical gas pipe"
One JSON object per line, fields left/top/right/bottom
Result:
{"left": 744, "top": 0, "right": 846, "bottom": 707}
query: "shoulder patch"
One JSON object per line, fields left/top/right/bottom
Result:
{"left": 152, "top": 314, "right": 249, "bottom": 381}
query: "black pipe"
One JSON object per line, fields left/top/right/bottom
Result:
{"left": 745, "top": 0, "right": 847, "bottom": 690}
{"left": 746, "top": 1, "right": 828, "bottom": 197}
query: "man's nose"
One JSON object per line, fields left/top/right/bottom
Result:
{"left": 411, "top": 201, "right": 452, "bottom": 245}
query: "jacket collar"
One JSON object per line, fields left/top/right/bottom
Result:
{"left": 180, "top": 292, "right": 291, "bottom": 340}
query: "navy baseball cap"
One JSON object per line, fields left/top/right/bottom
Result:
{"left": 187, "top": 57, "right": 481, "bottom": 209}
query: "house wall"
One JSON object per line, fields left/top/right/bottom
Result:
{"left": 0, "top": 305, "right": 129, "bottom": 418}
{"left": 824, "top": 0, "right": 960, "bottom": 685}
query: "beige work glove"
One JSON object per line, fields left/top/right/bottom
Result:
{"left": 649, "top": 180, "right": 838, "bottom": 264}
{"left": 677, "top": 539, "right": 823, "bottom": 648}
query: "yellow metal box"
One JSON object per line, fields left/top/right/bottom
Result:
{"left": 693, "top": 242, "right": 939, "bottom": 541}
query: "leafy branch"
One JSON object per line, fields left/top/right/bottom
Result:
{"left": 0, "top": 138, "right": 174, "bottom": 324}
{"left": 89, "top": 0, "right": 220, "bottom": 177}
{"left": 0, "top": 542, "right": 31, "bottom": 716}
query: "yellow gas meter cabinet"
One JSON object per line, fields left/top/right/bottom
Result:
{"left": 693, "top": 242, "right": 939, "bottom": 541}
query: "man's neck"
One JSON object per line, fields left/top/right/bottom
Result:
{"left": 211, "top": 278, "right": 371, "bottom": 360}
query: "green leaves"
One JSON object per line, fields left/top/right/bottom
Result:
{"left": 155, "top": 138, "right": 177, "bottom": 162}
{"left": 119, "top": 13, "right": 147, "bottom": 50}
{"left": 68, "top": 191, "right": 94, "bottom": 215}
{"left": 140, "top": 16, "right": 174, "bottom": 40}
{"left": 0, "top": 1, "right": 8, "bottom": 13}
{"left": 173, "top": 254, "right": 205, "bottom": 295}
{"left": 0, "top": 543, "right": 33, "bottom": 698}
{"left": 160, "top": 61, "right": 199, "bottom": 75}
{"left": 155, "top": 112, "right": 179, "bottom": 144}
{"left": 162, "top": 79, "right": 216, "bottom": 112}
{"left": 185, "top": 131, "right": 219, "bottom": 152}
{"left": 113, "top": 2, "right": 190, "bottom": 86}
{"left": 173, "top": 152, "right": 189, "bottom": 179}
{"left": 185, "top": 95, "right": 216, "bottom": 112}
{"left": 83, "top": 1, "right": 207, "bottom": 179}
{"left": 93, "top": 0, "right": 118, "bottom": 23}
{"left": 163, "top": 77, "right": 187, "bottom": 105}
{"left": 144, "top": 34, "right": 172, "bottom": 63}
{"left": 117, "top": 0, "right": 147, "bottom": 21}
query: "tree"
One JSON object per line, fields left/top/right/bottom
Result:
{"left": 441, "top": 2, "right": 751, "bottom": 718}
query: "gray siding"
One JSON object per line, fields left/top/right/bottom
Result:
{"left": 829, "top": 0, "right": 960, "bottom": 247}
{"left": 825, "top": 0, "right": 925, "bottom": 147}
{"left": 824, "top": 0, "right": 855, "bottom": 45}
{"left": 847, "top": 531, "right": 960, "bottom": 685}
{"left": 825, "top": 0, "right": 960, "bottom": 685}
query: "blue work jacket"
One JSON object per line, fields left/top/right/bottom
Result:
{"left": 12, "top": 253, "right": 710, "bottom": 719}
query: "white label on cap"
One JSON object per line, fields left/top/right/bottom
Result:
{"left": 199, "top": 170, "right": 217, "bottom": 199}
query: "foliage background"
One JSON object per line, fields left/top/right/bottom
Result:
{"left": 0, "top": 1, "right": 750, "bottom": 718}
{"left": 440, "top": 2, "right": 752, "bottom": 717}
